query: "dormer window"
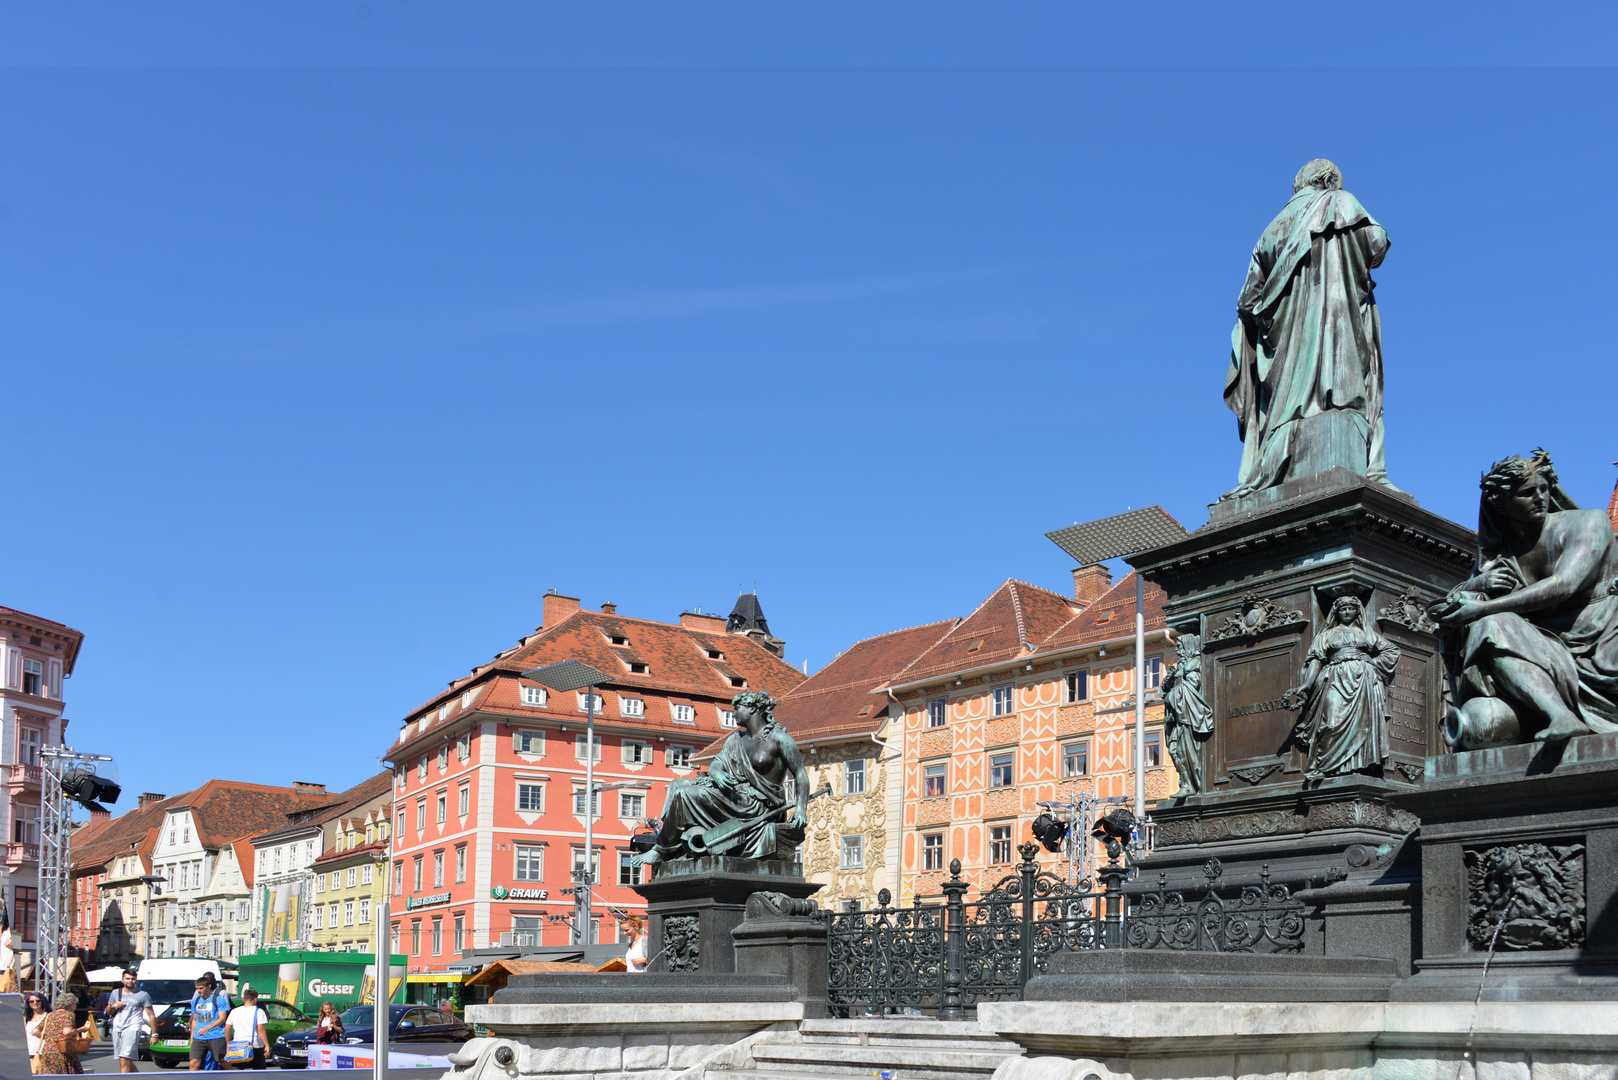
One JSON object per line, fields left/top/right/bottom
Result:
{"left": 521, "top": 686, "right": 547, "bottom": 707}
{"left": 719, "top": 709, "right": 737, "bottom": 728}
{"left": 967, "top": 640, "right": 984, "bottom": 653}
{"left": 621, "top": 698, "right": 645, "bottom": 718}
{"left": 729, "top": 676, "right": 747, "bottom": 688}
{"left": 628, "top": 662, "right": 650, "bottom": 675}
{"left": 672, "top": 704, "right": 696, "bottom": 724}
{"left": 706, "top": 648, "right": 725, "bottom": 660}
{"left": 609, "top": 634, "right": 630, "bottom": 646}
{"left": 460, "top": 690, "right": 472, "bottom": 710}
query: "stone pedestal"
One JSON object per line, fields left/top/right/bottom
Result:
{"left": 1132, "top": 477, "right": 1476, "bottom": 971}
{"left": 635, "top": 855, "right": 822, "bottom": 976}
{"left": 731, "top": 891, "right": 829, "bottom": 1018}
{"left": 1391, "top": 731, "right": 1618, "bottom": 1001}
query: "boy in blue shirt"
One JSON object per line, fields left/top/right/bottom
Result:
{"left": 188, "top": 973, "right": 233, "bottom": 1070}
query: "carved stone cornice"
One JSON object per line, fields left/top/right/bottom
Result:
{"left": 1227, "top": 762, "right": 1284, "bottom": 785}
{"left": 1154, "top": 798, "right": 1418, "bottom": 847}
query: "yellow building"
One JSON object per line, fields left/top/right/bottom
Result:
{"left": 308, "top": 807, "right": 391, "bottom": 952}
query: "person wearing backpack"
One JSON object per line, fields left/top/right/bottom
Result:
{"left": 187, "top": 973, "right": 233, "bottom": 1071}
{"left": 225, "top": 987, "right": 270, "bottom": 1069}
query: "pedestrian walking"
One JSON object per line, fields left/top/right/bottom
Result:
{"left": 105, "top": 968, "right": 158, "bottom": 1073}
{"left": 187, "top": 972, "right": 234, "bottom": 1071}
{"left": 622, "top": 914, "right": 649, "bottom": 973}
{"left": 313, "top": 1002, "right": 345, "bottom": 1044}
{"left": 23, "top": 991, "right": 50, "bottom": 1074}
{"left": 226, "top": 987, "right": 270, "bottom": 1070}
{"left": 35, "top": 990, "right": 94, "bottom": 1075}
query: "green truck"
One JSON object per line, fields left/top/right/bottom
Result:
{"left": 236, "top": 950, "right": 407, "bottom": 1017}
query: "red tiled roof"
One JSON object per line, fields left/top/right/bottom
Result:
{"left": 232, "top": 837, "right": 258, "bottom": 888}
{"left": 1035, "top": 571, "right": 1168, "bottom": 651}
{"left": 250, "top": 771, "right": 396, "bottom": 843}
{"left": 170, "top": 780, "right": 335, "bottom": 851}
{"left": 71, "top": 791, "right": 195, "bottom": 874}
{"left": 384, "top": 605, "right": 807, "bottom": 761}
{"left": 312, "top": 838, "right": 389, "bottom": 867}
{"left": 698, "top": 619, "right": 961, "bottom": 758}
{"left": 887, "top": 580, "right": 1079, "bottom": 688}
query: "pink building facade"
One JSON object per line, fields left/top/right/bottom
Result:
{"left": 1, "top": 605, "right": 83, "bottom": 954}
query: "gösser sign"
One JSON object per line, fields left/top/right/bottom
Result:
{"left": 308, "top": 978, "right": 357, "bottom": 997}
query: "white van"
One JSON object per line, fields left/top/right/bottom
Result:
{"left": 135, "top": 957, "right": 225, "bottom": 1009}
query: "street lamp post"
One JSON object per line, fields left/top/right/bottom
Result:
{"left": 138, "top": 875, "right": 164, "bottom": 962}
{"left": 1044, "top": 506, "right": 1188, "bottom": 823}
{"left": 522, "top": 661, "right": 613, "bottom": 948}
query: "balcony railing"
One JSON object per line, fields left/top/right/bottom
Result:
{"left": 5, "top": 763, "right": 42, "bottom": 790}
{"left": 5, "top": 842, "right": 40, "bottom": 867}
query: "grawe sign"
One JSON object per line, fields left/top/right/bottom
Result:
{"left": 491, "top": 885, "right": 549, "bottom": 900}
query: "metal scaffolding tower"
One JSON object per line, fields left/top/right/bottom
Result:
{"left": 36, "top": 747, "right": 114, "bottom": 1003}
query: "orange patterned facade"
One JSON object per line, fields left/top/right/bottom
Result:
{"left": 884, "top": 571, "right": 1176, "bottom": 902}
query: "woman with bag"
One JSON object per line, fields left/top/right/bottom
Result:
{"left": 23, "top": 992, "right": 50, "bottom": 1074}
{"left": 313, "top": 1002, "right": 345, "bottom": 1044}
{"left": 35, "top": 990, "right": 94, "bottom": 1075}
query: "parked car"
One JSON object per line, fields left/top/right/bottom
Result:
{"left": 144, "top": 998, "right": 313, "bottom": 1069}
{"left": 270, "top": 1004, "right": 471, "bottom": 1068}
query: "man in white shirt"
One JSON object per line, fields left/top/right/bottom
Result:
{"left": 225, "top": 988, "right": 270, "bottom": 1070}
{"left": 105, "top": 969, "right": 157, "bottom": 1073}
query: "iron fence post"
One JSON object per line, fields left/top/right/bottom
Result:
{"left": 1098, "top": 845, "right": 1128, "bottom": 949}
{"left": 939, "top": 859, "right": 967, "bottom": 1020}
{"left": 1017, "top": 842, "right": 1038, "bottom": 993}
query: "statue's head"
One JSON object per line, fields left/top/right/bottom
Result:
{"left": 731, "top": 689, "right": 778, "bottom": 728}
{"left": 1329, "top": 595, "right": 1364, "bottom": 627}
{"left": 1293, "top": 159, "right": 1343, "bottom": 194}
{"left": 1477, "top": 448, "right": 1578, "bottom": 555}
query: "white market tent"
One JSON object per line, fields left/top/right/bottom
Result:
{"left": 87, "top": 966, "right": 129, "bottom": 984}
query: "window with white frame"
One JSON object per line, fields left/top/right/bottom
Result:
{"left": 437, "top": 746, "right": 448, "bottom": 771}
{"left": 719, "top": 709, "right": 737, "bottom": 728}
{"left": 989, "top": 824, "right": 1013, "bottom": 864}
{"left": 572, "top": 788, "right": 601, "bottom": 817}
{"left": 454, "top": 844, "right": 466, "bottom": 883}
{"left": 926, "top": 700, "right": 947, "bottom": 728}
{"left": 620, "top": 697, "right": 645, "bottom": 718}
{"left": 417, "top": 756, "right": 427, "bottom": 779}
{"left": 12, "top": 804, "right": 39, "bottom": 846}
{"left": 416, "top": 801, "right": 426, "bottom": 831}
{"left": 514, "top": 845, "right": 543, "bottom": 882}
{"left": 990, "top": 753, "right": 1014, "bottom": 788}
{"left": 361, "top": 864, "right": 373, "bottom": 885}
{"left": 18, "top": 726, "right": 40, "bottom": 766}
{"left": 1065, "top": 670, "right": 1089, "bottom": 703}
{"left": 314, "top": 905, "right": 324, "bottom": 929}
{"left": 923, "top": 762, "right": 947, "bottom": 797}
{"left": 458, "top": 784, "right": 470, "bottom": 817}
{"left": 666, "top": 745, "right": 693, "bottom": 769}
{"left": 329, "top": 902, "right": 340, "bottom": 927}
{"left": 1063, "top": 740, "right": 1090, "bottom": 777}
{"left": 923, "top": 833, "right": 944, "bottom": 870}
{"left": 1144, "top": 656, "right": 1163, "bottom": 690}
{"left": 516, "top": 783, "right": 544, "bottom": 813}
{"left": 622, "top": 740, "right": 653, "bottom": 765}
{"left": 671, "top": 704, "right": 695, "bottom": 724}
{"left": 619, "top": 852, "right": 640, "bottom": 887}
{"left": 347, "top": 867, "right": 357, "bottom": 888}
{"left": 316, "top": 874, "right": 326, "bottom": 895}
{"left": 21, "top": 658, "right": 41, "bottom": 696}
{"left": 513, "top": 729, "right": 543, "bottom": 755}
{"left": 1142, "top": 728, "right": 1163, "bottom": 768}
{"left": 992, "top": 686, "right": 1016, "bottom": 716}
{"left": 344, "top": 901, "right": 355, "bottom": 926}
{"left": 457, "top": 731, "right": 471, "bottom": 760}
{"left": 843, "top": 758, "right": 866, "bottom": 796}
{"left": 433, "top": 851, "right": 444, "bottom": 887}
{"left": 840, "top": 834, "right": 863, "bottom": 869}
{"left": 436, "top": 794, "right": 446, "bottom": 824}
{"left": 571, "top": 846, "right": 601, "bottom": 880}
{"left": 521, "top": 685, "right": 547, "bottom": 707}
{"left": 577, "top": 692, "right": 605, "bottom": 713}
{"left": 619, "top": 792, "right": 645, "bottom": 819}
{"left": 359, "top": 898, "right": 370, "bottom": 924}
{"left": 574, "top": 733, "right": 604, "bottom": 761}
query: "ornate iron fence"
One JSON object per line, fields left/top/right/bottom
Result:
{"left": 826, "top": 842, "right": 1326, "bottom": 1017}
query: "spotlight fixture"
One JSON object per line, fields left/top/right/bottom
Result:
{"left": 60, "top": 768, "right": 121, "bottom": 814}
{"left": 1030, "top": 812, "right": 1069, "bottom": 853}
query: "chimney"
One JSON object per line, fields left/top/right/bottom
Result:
{"left": 1072, "top": 564, "right": 1114, "bottom": 605}
{"left": 293, "top": 781, "right": 327, "bottom": 795}
{"left": 601, "top": 602, "right": 617, "bottom": 615}
{"left": 138, "top": 792, "right": 167, "bottom": 810}
{"left": 542, "top": 591, "right": 581, "bottom": 627}
{"left": 90, "top": 807, "right": 111, "bottom": 822}
{"left": 680, "top": 611, "right": 727, "bottom": 633}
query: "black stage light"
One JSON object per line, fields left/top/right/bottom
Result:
{"left": 1030, "top": 813, "right": 1069, "bottom": 853}
{"left": 60, "top": 768, "right": 121, "bottom": 813}
{"left": 1091, "top": 807, "right": 1137, "bottom": 842}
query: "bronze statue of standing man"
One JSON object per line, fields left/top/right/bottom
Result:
{"left": 1224, "top": 160, "right": 1395, "bottom": 499}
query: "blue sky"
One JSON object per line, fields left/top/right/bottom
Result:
{"left": 4, "top": 5, "right": 1616, "bottom": 805}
